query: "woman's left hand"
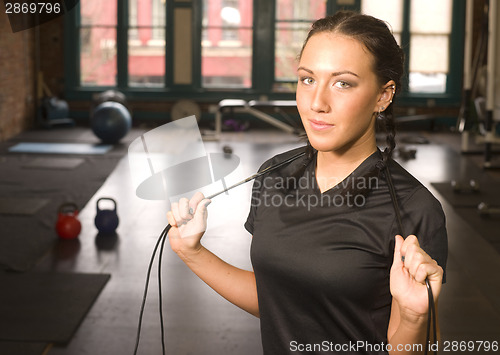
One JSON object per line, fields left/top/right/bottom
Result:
{"left": 390, "top": 235, "right": 443, "bottom": 322}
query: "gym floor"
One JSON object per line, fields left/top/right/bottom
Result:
{"left": 26, "top": 128, "right": 500, "bottom": 354}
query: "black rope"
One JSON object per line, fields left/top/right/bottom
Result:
{"left": 157, "top": 229, "right": 169, "bottom": 354}
{"left": 132, "top": 151, "right": 306, "bottom": 354}
{"left": 133, "top": 224, "right": 170, "bottom": 355}
{"left": 380, "top": 161, "right": 436, "bottom": 355}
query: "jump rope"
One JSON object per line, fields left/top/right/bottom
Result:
{"left": 133, "top": 150, "right": 437, "bottom": 355}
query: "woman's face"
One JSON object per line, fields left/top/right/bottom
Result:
{"left": 296, "top": 32, "right": 392, "bottom": 156}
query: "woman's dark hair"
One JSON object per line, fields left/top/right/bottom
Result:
{"left": 299, "top": 10, "right": 405, "bottom": 163}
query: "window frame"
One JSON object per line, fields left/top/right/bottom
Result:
{"left": 64, "top": 0, "right": 465, "bottom": 106}
{"left": 200, "top": 0, "right": 255, "bottom": 89}
{"left": 331, "top": 0, "right": 465, "bottom": 106}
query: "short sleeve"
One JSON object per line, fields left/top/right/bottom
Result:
{"left": 244, "top": 160, "right": 271, "bottom": 235}
{"left": 402, "top": 187, "right": 448, "bottom": 283}
{"left": 244, "top": 178, "right": 259, "bottom": 235}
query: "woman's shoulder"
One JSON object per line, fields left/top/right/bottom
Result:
{"left": 387, "top": 158, "right": 446, "bottom": 227}
{"left": 386, "top": 159, "right": 448, "bottom": 276}
{"left": 387, "top": 159, "right": 437, "bottom": 201}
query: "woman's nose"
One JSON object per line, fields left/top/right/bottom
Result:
{"left": 310, "top": 85, "right": 330, "bottom": 113}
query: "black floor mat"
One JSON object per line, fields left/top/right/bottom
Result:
{"left": 0, "top": 342, "right": 49, "bottom": 355}
{"left": 0, "top": 271, "right": 110, "bottom": 343}
{"left": 431, "top": 181, "right": 500, "bottom": 208}
{"left": 0, "top": 127, "right": 145, "bottom": 272}
{"left": 452, "top": 206, "right": 500, "bottom": 254}
{"left": 21, "top": 157, "right": 85, "bottom": 170}
{"left": 0, "top": 197, "right": 50, "bottom": 215}
{"left": 432, "top": 178, "right": 500, "bottom": 255}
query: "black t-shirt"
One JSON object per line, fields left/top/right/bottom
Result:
{"left": 245, "top": 146, "right": 448, "bottom": 355}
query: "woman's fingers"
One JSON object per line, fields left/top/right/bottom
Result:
{"left": 399, "top": 234, "right": 443, "bottom": 285}
{"left": 178, "top": 197, "right": 192, "bottom": 220}
{"left": 171, "top": 194, "right": 204, "bottom": 225}
{"left": 166, "top": 210, "right": 177, "bottom": 227}
{"left": 167, "top": 193, "right": 211, "bottom": 239}
{"left": 400, "top": 235, "right": 421, "bottom": 273}
{"left": 171, "top": 201, "right": 182, "bottom": 224}
{"left": 392, "top": 234, "right": 404, "bottom": 266}
{"left": 193, "top": 198, "right": 211, "bottom": 223}
{"left": 413, "top": 261, "right": 439, "bottom": 284}
{"left": 189, "top": 192, "right": 207, "bottom": 215}
{"left": 404, "top": 245, "right": 426, "bottom": 276}
{"left": 400, "top": 235, "right": 419, "bottom": 256}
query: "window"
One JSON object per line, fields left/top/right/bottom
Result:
{"left": 360, "top": 0, "right": 403, "bottom": 44}
{"left": 128, "top": 0, "right": 166, "bottom": 87}
{"left": 201, "top": 0, "right": 253, "bottom": 88}
{"left": 79, "top": 1, "right": 117, "bottom": 86}
{"left": 221, "top": 0, "right": 240, "bottom": 41}
{"left": 274, "top": 0, "right": 326, "bottom": 92}
{"left": 361, "top": 0, "right": 454, "bottom": 94}
{"left": 408, "top": 0, "right": 452, "bottom": 93}
{"left": 78, "top": 0, "right": 166, "bottom": 88}
{"left": 66, "top": 0, "right": 464, "bottom": 106}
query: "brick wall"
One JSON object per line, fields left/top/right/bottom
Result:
{"left": 39, "top": 15, "right": 64, "bottom": 98}
{"left": 0, "top": 10, "right": 36, "bottom": 141}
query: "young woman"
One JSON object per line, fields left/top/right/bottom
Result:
{"left": 167, "top": 11, "right": 447, "bottom": 355}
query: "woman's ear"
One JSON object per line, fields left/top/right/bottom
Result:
{"left": 377, "top": 81, "right": 396, "bottom": 112}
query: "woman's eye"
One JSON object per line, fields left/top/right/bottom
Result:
{"left": 334, "top": 81, "right": 350, "bottom": 89}
{"left": 301, "top": 77, "right": 315, "bottom": 85}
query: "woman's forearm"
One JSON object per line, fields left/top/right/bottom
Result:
{"left": 176, "top": 246, "right": 260, "bottom": 317}
{"left": 388, "top": 299, "right": 440, "bottom": 354}
{"left": 388, "top": 318, "right": 427, "bottom": 354}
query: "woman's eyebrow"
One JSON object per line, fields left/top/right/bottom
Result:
{"left": 297, "top": 66, "right": 359, "bottom": 78}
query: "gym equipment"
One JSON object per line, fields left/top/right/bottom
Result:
{"left": 222, "top": 118, "right": 250, "bottom": 132}
{"left": 395, "top": 147, "right": 417, "bottom": 161}
{"left": 222, "top": 145, "right": 233, "bottom": 155}
{"left": 478, "top": 202, "right": 500, "bottom": 216}
{"left": 41, "top": 97, "right": 74, "bottom": 127}
{"left": 94, "top": 198, "right": 119, "bottom": 235}
{"left": 451, "top": 179, "right": 480, "bottom": 193}
{"left": 458, "top": 0, "right": 500, "bottom": 168}
{"left": 36, "top": 70, "right": 75, "bottom": 128}
{"left": 170, "top": 99, "right": 201, "bottom": 121}
{"left": 55, "top": 203, "right": 82, "bottom": 239}
{"left": 93, "top": 90, "right": 129, "bottom": 109}
{"left": 91, "top": 101, "right": 132, "bottom": 144}
{"left": 9, "top": 142, "right": 112, "bottom": 155}
{"left": 211, "top": 99, "right": 304, "bottom": 140}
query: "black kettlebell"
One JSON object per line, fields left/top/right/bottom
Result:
{"left": 95, "top": 197, "right": 119, "bottom": 235}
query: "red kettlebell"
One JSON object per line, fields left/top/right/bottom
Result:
{"left": 56, "top": 203, "right": 82, "bottom": 239}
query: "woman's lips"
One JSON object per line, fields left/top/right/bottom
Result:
{"left": 309, "top": 119, "right": 334, "bottom": 131}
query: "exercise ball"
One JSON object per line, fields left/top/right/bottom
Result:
{"left": 91, "top": 101, "right": 132, "bottom": 144}
{"left": 93, "top": 90, "right": 128, "bottom": 109}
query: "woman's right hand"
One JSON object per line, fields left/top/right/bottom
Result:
{"left": 166, "top": 192, "right": 211, "bottom": 257}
